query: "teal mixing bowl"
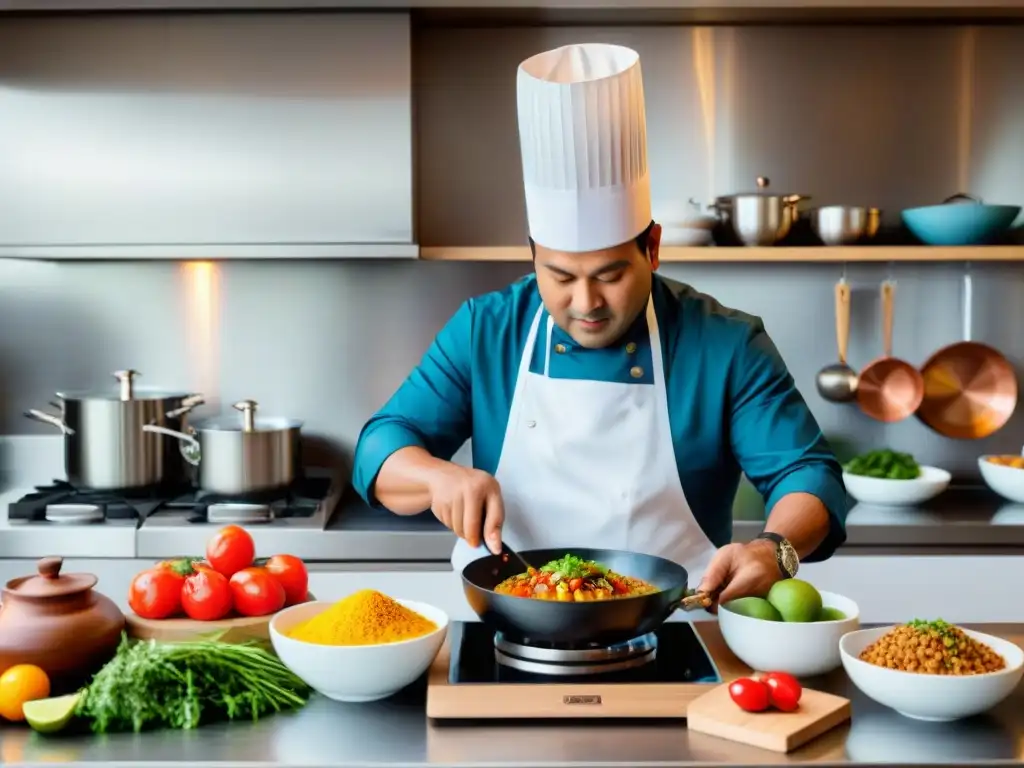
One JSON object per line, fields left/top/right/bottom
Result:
{"left": 901, "top": 195, "right": 1020, "bottom": 246}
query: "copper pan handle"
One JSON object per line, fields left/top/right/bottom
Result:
{"left": 881, "top": 280, "right": 895, "bottom": 357}
{"left": 836, "top": 280, "right": 851, "bottom": 365}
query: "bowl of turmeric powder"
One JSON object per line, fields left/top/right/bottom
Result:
{"left": 269, "top": 589, "right": 448, "bottom": 703}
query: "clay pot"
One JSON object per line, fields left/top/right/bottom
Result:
{"left": 0, "top": 556, "right": 125, "bottom": 686}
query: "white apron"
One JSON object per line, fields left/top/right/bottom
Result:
{"left": 451, "top": 298, "right": 719, "bottom": 584}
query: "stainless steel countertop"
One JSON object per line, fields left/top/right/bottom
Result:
{"left": 5, "top": 434, "right": 1024, "bottom": 561}
{"left": 2, "top": 622, "right": 1022, "bottom": 767}
{"left": 5, "top": 483, "right": 1024, "bottom": 561}
{"left": 320, "top": 483, "right": 1024, "bottom": 561}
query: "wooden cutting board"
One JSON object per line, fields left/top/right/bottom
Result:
{"left": 126, "top": 612, "right": 275, "bottom": 643}
{"left": 686, "top": 682, "right": 851, "bottom": 753}
{"left": 126, "top": 592, "right": 317, "bottom": 643}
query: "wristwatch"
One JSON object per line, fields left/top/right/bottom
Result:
{"left": 755, "top": 532, "right": 799, "bottom": 579}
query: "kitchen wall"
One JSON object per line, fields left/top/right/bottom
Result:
{"left": 3, "top": 20, "right": 1024, "bottom": 484}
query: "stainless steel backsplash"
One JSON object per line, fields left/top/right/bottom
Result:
{"left": 3, "top": 21, "right": 1024, "bottom": 478}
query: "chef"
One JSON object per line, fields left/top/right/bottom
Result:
{"left": 352, "top": 43, "right": 847, "bottom": 605}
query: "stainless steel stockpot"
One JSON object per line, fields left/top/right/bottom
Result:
{"left": 711, "top": 176, "right": 809, "bottom": 246}
{"left": 24, "top": 369, "right": 204, "bottom": 490}
{"left": 143, "top": 399, "right": 302, "bottom": 496}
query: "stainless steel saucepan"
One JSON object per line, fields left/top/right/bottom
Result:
{"left": 712, "top": 176, "right": 809, "bottom": 246}
{"left": 143, "top": 399, "right": 302, "bottom": 495}
{"left": 24, "top": 369, "right": 204, "bottom": 490}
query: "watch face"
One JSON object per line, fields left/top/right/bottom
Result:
{"left": 780, "top": 544, "right": 799, "bottom": 577}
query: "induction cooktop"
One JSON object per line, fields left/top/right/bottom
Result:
{"left": 426, "top": 621, "right": 722, "bottom": 720}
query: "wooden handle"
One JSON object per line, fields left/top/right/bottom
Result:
{"left": 881, "top": 281, "right": 895, "bottom": 357}
{"left": 835, "top": 281, "right": 851, "bottom": 365}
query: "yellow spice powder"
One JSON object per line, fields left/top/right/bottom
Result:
{"left": 286, "top": 589, "right": 437, "bottom": 646}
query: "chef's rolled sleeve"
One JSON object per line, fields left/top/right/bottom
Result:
{"left": 352, "top": 301, "right": 475, "bottom": 508}
{"left": 728, "top": 324, "right": 848, "bottom": 561}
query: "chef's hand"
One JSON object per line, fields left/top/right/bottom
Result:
{"left": 427, "top": 464, "right": 505, "bottom": 554}
{"left": 697, "top": 540, "right": 781, "bottom": 611}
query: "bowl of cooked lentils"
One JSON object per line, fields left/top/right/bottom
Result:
{"left": 840, "top": 619, "right": 1024, "bottom": 721}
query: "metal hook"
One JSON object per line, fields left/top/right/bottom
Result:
{"left": 886, "top": 261, "right": 897, "bottom": 288}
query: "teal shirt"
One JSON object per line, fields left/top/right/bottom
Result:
{"left": 352, "top": 274, "right": 848, "bottom": 561}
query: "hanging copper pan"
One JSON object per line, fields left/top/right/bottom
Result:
{"left": 916, "top": 270, "right": 1017, "bottom": 439}
{"left": 856, "top": 280, "right": 925, "bottom": 422}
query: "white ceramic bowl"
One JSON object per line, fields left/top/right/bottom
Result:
{"left": 718, "top": 591, "right": 860, "bottom": 677}
{"left": 269, "top": 598, "right": 449, "bottom": 703}
{"left": 843, "top": 465, "right": 951, "bottom": 506}
{"left": 840, "top": 626, "right": 1024, "bottom": 721}
{"left": 978, "top": 456, "right": 1024, "bottom": 503}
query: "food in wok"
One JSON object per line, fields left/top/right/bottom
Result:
{"left": 494, "top": 553, "right": 659, "bottom": 602}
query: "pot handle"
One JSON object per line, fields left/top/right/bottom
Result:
{"left": 142, "top": 424, "right": 201, "bottom": 466}
{"left": 944, "top": 193, "right": 981, "bottom": 205}
{"left": 164, "top": 393, "right": 205, "bottom": 420}
{"left": 24, "top": 409, "right": 75, "bottom": 436}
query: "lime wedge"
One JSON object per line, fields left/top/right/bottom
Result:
{"left": 23, "top": 692, "right": 82, "bottom": 734}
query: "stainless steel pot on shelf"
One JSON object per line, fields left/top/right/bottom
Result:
{"left": 712, "top": 176, "right": 809, "bottom": 246}
{"left": 143, "top": 399, "right": 302, "bottom": 495}
{"left": 24, "top": 369, "right": 204, "bottom": 490}
{"left": 811, "top": 205, "right": 881, "bottom": 245}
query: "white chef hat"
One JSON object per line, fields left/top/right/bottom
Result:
{"left": 517, "top": 43, "right": 651, "bottom": 253}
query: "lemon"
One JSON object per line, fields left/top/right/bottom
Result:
{"left": 23, "top": 692, "right": 82, "bottom": 734}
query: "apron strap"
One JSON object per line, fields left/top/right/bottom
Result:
{"left": 544, "top": 316, "right": 555, "bottom": 377}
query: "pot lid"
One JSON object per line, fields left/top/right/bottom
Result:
{"left": 196, "top": 400, "right": 303, "bottom": 433}
{"left": 58, "top": 369, "right": 193, "bottom": 402}
{"left": 720, "top": 176, "right": 807, "bottom": 200}
{"left": 5, "top": 556, "right": 97, "bottom": 599}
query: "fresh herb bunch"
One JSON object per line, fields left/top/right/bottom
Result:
{"left": 844, "top": 449, "right": 921, "bottom": 480}
{"left": 76, "top": 634, "right": 311, "bottom": 733}
{"left": 539, "top": 554, "right": 608, "bottom": 581}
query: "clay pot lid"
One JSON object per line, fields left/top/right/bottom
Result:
{"left": 5, "top": 556, "right": 98, "bottom": 598}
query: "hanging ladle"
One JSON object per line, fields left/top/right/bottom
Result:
{"left": 816, "top": 278, "right": 858, "bottom": 402}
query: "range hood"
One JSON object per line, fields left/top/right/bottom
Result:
{"left": 0, "top": 13, "right": 416, "bottom": 260}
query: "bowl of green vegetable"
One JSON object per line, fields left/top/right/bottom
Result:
{"left": 843, "top": 449, "right": 951, "bottom": 506}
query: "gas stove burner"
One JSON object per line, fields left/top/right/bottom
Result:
{"left": 44, "top": 504, "right": 105, "bottom": 525}
{"left": 206, "top": 503, "right": 273, "bottom": 524}
{"left": 493, "top": 631, "right": 658, "bottom": 676}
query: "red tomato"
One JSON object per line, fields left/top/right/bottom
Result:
{"left": 760, "top": 671, "right": 803, "bottom": 712}
{"left": 181, "top": 565, "right": 233, "bottom": 621}
{"left": 229, "top": 567, "right": 286, "bottom": 617}
{"left": 728, "top": 677, "right": 770, "bottom": 712}
{"left": 205, "top": 525, "right": 256, "bottom": 578}
{"left": 263, "top": 554, "right": 309, "bottom": 605}
{"left": 128, "top": 567, "right": 185, "bottom": 619}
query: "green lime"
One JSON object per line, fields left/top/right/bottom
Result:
{"left": 23, "top": 692, "right": 82, "bottom": 734}
{"left": 767, "top": 579, "right": 823, "bottom": 623}
{"left": 723, "top": 596, "right": 782, "bottom": 621}
{"left": 817, "top": 606, "right": 847, "bottom": 622}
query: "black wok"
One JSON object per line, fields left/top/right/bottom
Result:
{"left": 461, "top": 547, "right": 709, "bottom": 646}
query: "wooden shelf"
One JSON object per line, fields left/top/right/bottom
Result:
{"left": 5, "top": 0, "right": 1024, "bottom": 18}
{"left": 419, "top": 245, "right": 1024, "bottom": 263}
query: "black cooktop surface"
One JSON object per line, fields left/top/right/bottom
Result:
{"left": 449, "top": 621, "right": 721, "bottom": 685}
{"left": 9, "top": 474, "right": 331, "bottom": 523}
